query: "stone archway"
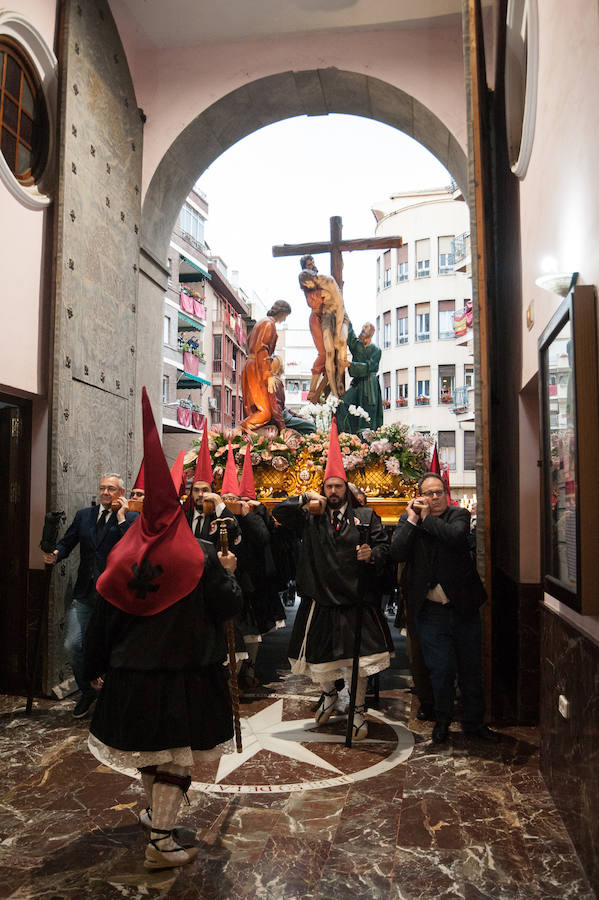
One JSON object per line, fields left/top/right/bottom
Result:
{"left": 141, "top": 67, "right": 468, "bottom": 263}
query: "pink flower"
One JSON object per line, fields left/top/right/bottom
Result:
{"left": 261, "top": 451, "right": 273, "bottom": 461}
{"left": 285, "top": 434, "right": 301, "bottom": 450}
{"left": 250, "top": 452, "right": 261, "bottom": 466}
{"left": 385, "top": 457, "right": 401, "bottom": 475}
{"left": 213, "top": 465, "right": 224, "bottom": 478}
{"left": 272, "top": 456, "right": 289, "bottom": 471}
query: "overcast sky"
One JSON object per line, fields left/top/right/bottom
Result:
{"left": 197, "top": 114, "right": 452, "bottom": 331}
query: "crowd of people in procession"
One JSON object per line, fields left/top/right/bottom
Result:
{"left": 41, "top": 390, "right": 496, "bottom": 871}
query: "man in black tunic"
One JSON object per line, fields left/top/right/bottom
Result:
{"left": 84, "top": 389, "right": 242, "bottom": 870}
{"left": 273, "top": 418, "right": 392, "bottom": 740}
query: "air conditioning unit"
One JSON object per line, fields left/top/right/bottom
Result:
{"left": 208, "top": 398, "right": 218, "bottom": 410}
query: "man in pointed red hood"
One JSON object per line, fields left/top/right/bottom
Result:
{"left": 273, "top": 418, "right": 392, "bottom": 741}
{"left": 186, "top": 429, "right": 227, "bottom": 540}
{"left": 83, "top": 389, "right": 242, "bottom": 871}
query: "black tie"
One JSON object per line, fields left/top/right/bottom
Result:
{"left": 194, "top": 514, "right": 203, "bottom": 538}
{"left": 96, "top": 508, "right": 109, "bottom": 537}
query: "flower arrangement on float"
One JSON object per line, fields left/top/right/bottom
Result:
{"left": 186, "top": 420, "right": 433, "bottom": 496}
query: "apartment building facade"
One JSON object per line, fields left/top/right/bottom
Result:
{"left": 373, "top": 187, "right": 475, "bottom": 503}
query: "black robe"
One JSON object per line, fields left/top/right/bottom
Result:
{"left": 273, "top": 497, "right": 393, "bottom": 667}
{"left": 83, "top": 540, "right": 242, "bottom": 752}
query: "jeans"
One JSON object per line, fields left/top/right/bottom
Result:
{"left": 64, "top": 594, "right": 97, "bottom": 698}
{"left": 416, "top": 601, "right": 485, "bottom": 729}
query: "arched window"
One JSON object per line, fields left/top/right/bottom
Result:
{"left": 0, "top": 38, "right": 48, "bottom": 186}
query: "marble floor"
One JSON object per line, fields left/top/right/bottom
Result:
{"left": 0, "top": 674, "right": 595, "bottom": 900}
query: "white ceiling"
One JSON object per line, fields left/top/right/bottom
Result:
{"left": 108, "top": 0, "right": 463, "bottom": 51}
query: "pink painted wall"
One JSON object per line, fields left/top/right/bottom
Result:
{"left": 0, "top": 1, "right": 58, "bottom": 566}
{"left": 119, "top": 24, "right": 467, "bottom": 198}
{"left": 520, "top": 0, "right": 599, "bottom": 386}
{"left": 518, "top": 0, "right": 599, "bottom": 581}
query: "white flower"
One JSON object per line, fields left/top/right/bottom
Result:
{"left": 348, "top": 404, "right": 371, "bottom": 422}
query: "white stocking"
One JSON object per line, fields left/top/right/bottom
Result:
{"left": 150, "top": 764, "right": 190, "bottom": 852}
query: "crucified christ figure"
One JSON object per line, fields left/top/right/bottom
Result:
{"left": 299, "top": 255, "right": 348, "bottom": 401}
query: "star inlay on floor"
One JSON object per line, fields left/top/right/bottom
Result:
{"left": 99, "top": 692, "right": 415, "bottom": 794}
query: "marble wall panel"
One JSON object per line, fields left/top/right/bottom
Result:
{"left": 540, "top": 606, "right": 599, "bottom": 893}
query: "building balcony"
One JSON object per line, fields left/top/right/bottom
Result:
{"left": 415, "top": 396, "right": 430, "bottom": 406}
{"left": 451, "top": 232, "right": 471, "bottom": 273}
{"left": 162, "top": 401, "right": 206, "bottom": 434}
{"left": 395, "top": 397, "right": 408, "bottom": 408}
{"left": 451, "top": 385, "right": 475, "bottom": 422}
{"left": 211, "top": 359, "right": 240, "bottom": 386}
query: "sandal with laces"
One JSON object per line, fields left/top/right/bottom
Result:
{"left": 144, "top": 827, "right": 199, "bottom": 870}
{"left": 314, "top": 688, "right": 338, "bottom": 725}
{"left": 351, "top": 704, "right": 369, "bottom": 741}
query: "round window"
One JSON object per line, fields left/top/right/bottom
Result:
{"left": 0, "top": 38, "right": 48, "bottom": 186}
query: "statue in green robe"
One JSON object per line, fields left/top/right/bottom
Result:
{"left": 336, "top": 322, "right": 383, "bottom": 434}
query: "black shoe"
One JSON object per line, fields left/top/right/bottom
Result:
{"left": 72, "top": 694, "right": 96, "bottom": 718}
{"left": 416, "top": 703, "right": 435, "bottom": 721}
{"left": 463, "top": 724, "right": 500, "bottom": 743}
{"left": 432, "top": 721, "right": 450, "bottom": 743}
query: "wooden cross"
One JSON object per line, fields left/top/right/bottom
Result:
{"left": 272, "top": 215, "right": 403, "bottom": 292}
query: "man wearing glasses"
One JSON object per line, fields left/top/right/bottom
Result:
{"left": 391, "top": 472, "right": 499, "bottom": 744}
{"left": 42, "top": 474, "right": 138, "bottom": 717}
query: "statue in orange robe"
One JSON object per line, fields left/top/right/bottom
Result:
{"left": 240, "top": 300, "right": 291, "bottom": 431}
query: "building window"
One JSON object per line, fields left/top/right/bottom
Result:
{"left": 225, "top": 388, "right": 231, "bottom": 414}
{"left": 0, "top": 39, "right": 48, "bottom": 185}
{"left": 167, "top": 257, "right": 172, "bottom": 285}
{"left": 383, "top": 310, "right": 391, "bottom": 349}
{"left": 163, "top": 315, "right": 170, "bottom": 345}
{"left": 162, "top": 375, "right": 169, "bottom": 404}
{"left": 464, "top": 430, "right": 476, "bottom": 470}
{"left": 376, "top": 315, "right": 380, "bottom": 346}
{"left": 438, "top": 235, "right": 455, "bottom": 274}
{"left": 397, "top": 244, "right": 408, "bottom": 282}
{"left": 415, "top": 366, "right": 430, "bottom": 404}
{"left": 179, "top": 202, "right": 205, "bottom": 245}
{"left": 438, "top": 300, "right": 456, "bottom": 339}
{"left": 416, "top": 302, "right": 430, "bottom": 342}
{"left": 383, "top": 371, "right": 391, "bottom": 407}
{"left": 382, "top": 250, "right": 392, "bottom": 288}
{"left": 415, "top": 238, "right": 431, "bottom": 278}
{"left": 438, "top": 430, "right": 456, "bottom": 470}
{"left": 396, "top": 306, "right": 408, "bottom": 344}
{"left": 376, "top": 257, "right": 381, "bottom": 293}
{"left": 465, "top": 363, "right": 474, "bottom": 388}
{"left": 213, "top": 334, "right": 222, "bottom": 360}
{"left": 438, "top": 364, "right": 455, "bottom": 403}
{"left": 396, "top": 368, "right": 408, "bottom": 406}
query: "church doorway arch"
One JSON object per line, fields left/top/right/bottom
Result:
{"left": 141, "top": 68, "right": 468, "bottom": 264}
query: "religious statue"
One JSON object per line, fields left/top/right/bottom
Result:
{"left": 336, "top": 322, "right": 383, "bottom": 434}
{"left": 299, "top": 255, "right": 348, "bottom": 401}
{"left": 240, "top": 300, "right": 291, "bottom": 431}
{"left": 271, "top": 356, "right": 316, "bottom": 434}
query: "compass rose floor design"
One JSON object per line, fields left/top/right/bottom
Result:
{"left": 0, "top": 675, "right": 594, "bottom": 899}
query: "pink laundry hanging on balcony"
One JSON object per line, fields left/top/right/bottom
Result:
{"left": 183, "top": 351, "right": 199, "bottom": 376}
{"left": 193, "top": 299, "right": 206, "bottom": 319}
{"left": 177, "top": 406, "right": 191, "bottom": 428}
{"left": 180, "top": 292, "right": 195, "bottom": 314}
{"left": 465, "top": 300, "right": 473, "bottom": 328}
{"left": 192, "top": 411, "right": 205, "bottom": 430}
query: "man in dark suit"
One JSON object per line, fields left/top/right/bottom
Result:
{"left": 186, "top": 480, "right": 225, "bottom": 540}
{"left": 391, "top": 472, "right": 499, "bottom": 744}
{"left": 42, "top": 473, "right": 138, "bottom": 717}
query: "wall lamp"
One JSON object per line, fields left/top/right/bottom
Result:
{"left": 534, "top": 271, "right": 579, "bottom": 297}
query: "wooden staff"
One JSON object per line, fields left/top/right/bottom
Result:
{"left": 220, "top": 521, "right": 243, "bottom": 753}
{"left": 345, "top": 521, "right": 371, "bottom": 748}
